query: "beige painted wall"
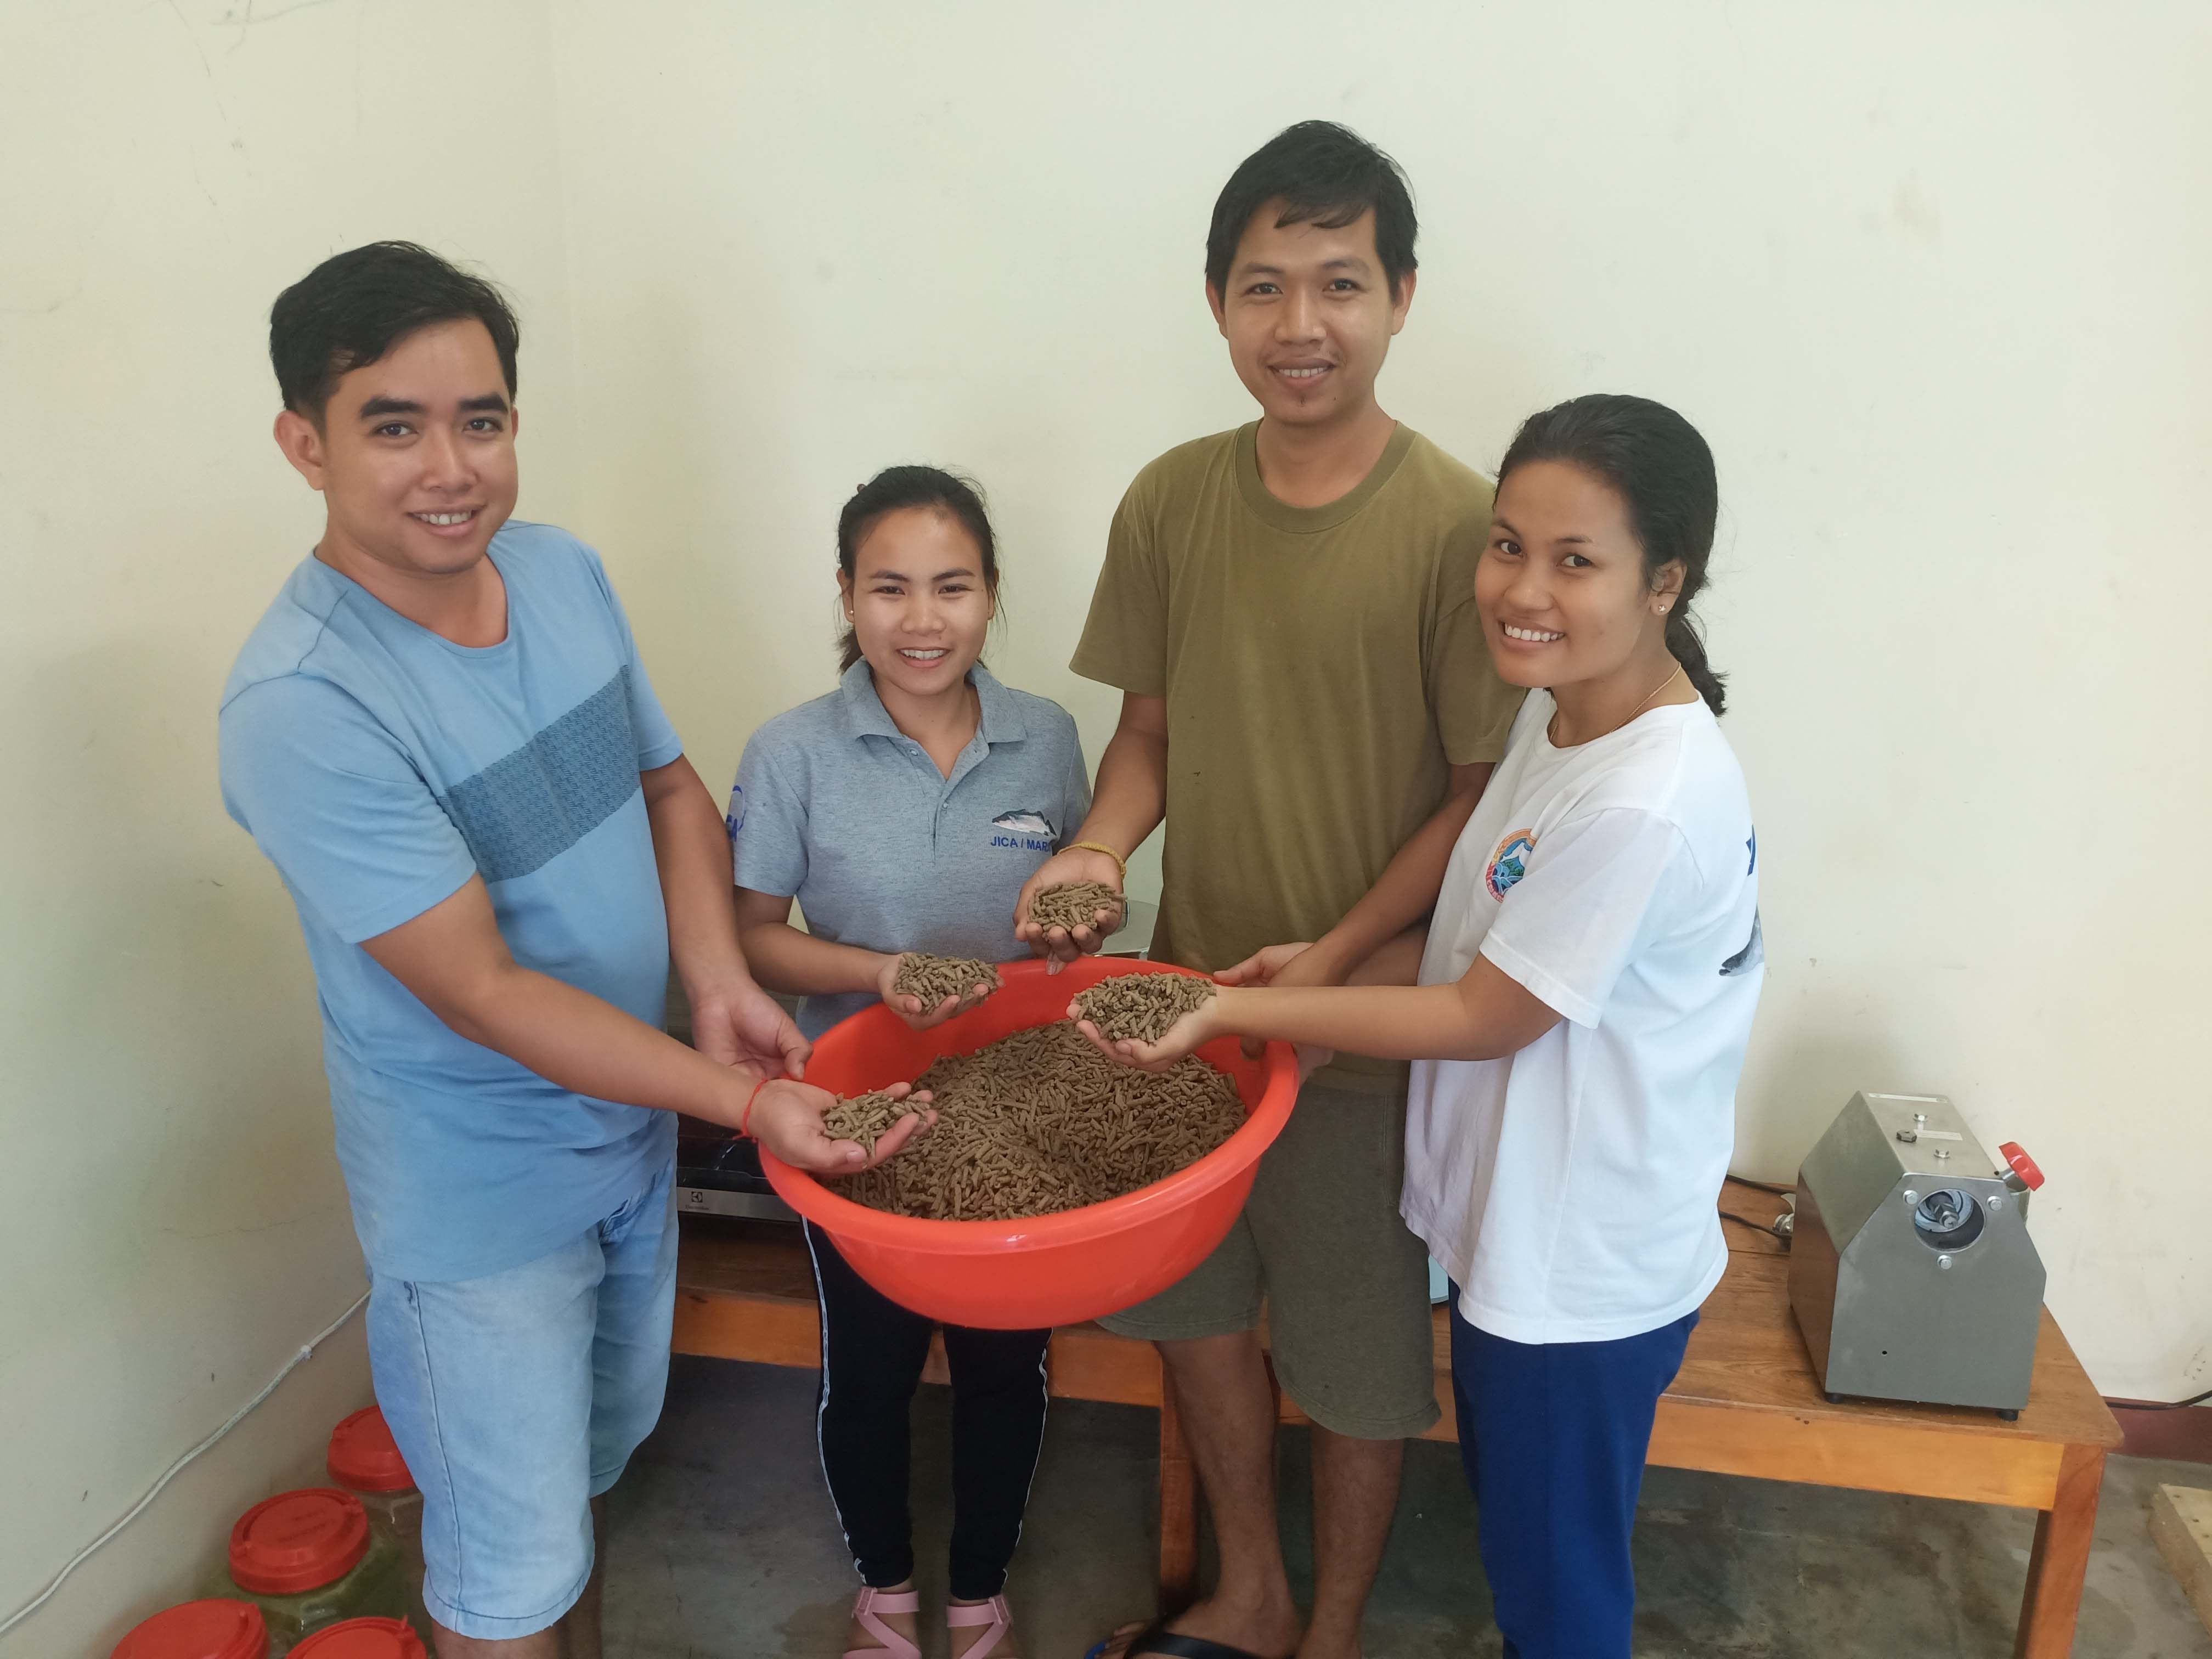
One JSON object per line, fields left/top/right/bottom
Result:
{"left": 0, "top": 2, "right": 581, "bottom": 1651}
{"left": 543, "top": 0, "right": 2207, "bottom": 1401}
{"left": 3, "top": 2, "right": 2204, "bottom": 1647}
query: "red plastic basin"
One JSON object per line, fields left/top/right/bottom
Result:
{"left": 762, "top": 957, "right": 1297, "bottom": 1328}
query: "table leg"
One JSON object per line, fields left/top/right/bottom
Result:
{"left": 2013, "top": 1444, "right": 2106, "bottom": 1659}
{"left": 1159, "top": 1372, "right": 1199, "bottom": 1615}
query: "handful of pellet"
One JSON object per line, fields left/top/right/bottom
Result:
{"left": 830, "top": 1020, "right": 1245, "bottom": 1222}
{"left": 1074, "top": 973, "right": 1216, "bottom": 1044}
{"left": 893, "top": 953, "right": 1002, "bottom": 1009}
{"left": 1028, "top": 880, "right": 1125, "bottom": 936}
{"left": 822, "top": 1088, "right": 913, "bottom": 1154}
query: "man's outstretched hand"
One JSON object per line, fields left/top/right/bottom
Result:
{"left": 1209, "top": 941, "right": 1335, "bottom": 1080}
{"left": 749, "top": 1079, "right": 934, "bottom": 1173}
{"left": 1013, "top": 846, "right": 1125, "bottom": 974}
{"left": 689, "top": 972, "right": 812, "bottom": 1080}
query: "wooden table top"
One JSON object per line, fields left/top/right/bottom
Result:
{"left": 675, "top": 1178, "right": 2119, "bottom": 1452}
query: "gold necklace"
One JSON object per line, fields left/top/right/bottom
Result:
{"left": 1551, "top": 661, "right": 1685, "bottom": 747}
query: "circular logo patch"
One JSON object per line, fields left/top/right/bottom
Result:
{"left": 1486, "top": 829, "right": 1536, "bottom": 900}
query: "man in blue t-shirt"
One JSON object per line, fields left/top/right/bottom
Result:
{"left": 220, "top": 242, "right": 925, "bottom": 1657}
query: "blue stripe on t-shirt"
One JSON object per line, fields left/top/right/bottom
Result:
{"left": 441, "top": 665, "right": 642, "bottom": 882}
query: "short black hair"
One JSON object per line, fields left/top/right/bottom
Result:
{"left": 269, "top": 241, "right": 520, "bottom": 421}
{"left": 1206, "top": 121, "right": 1418, "bottom": 299}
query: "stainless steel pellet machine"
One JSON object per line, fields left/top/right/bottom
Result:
{"left": 1788, "top": 1091, "right": 2048, "bottom": 1418}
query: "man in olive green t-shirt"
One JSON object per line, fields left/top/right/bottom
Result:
{"left": 1017, "top": 122, "right": 1523, "bottom": 1659}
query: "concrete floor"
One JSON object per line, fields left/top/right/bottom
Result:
{"left": 602, "top": 1355, "right": 2212, "bottom": 1659}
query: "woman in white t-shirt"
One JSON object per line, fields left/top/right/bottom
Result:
{"left": 1077, "top": 394, "right": 1762, "bottom": 1658}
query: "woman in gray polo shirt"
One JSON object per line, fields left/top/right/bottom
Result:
{"left": 727, "top": 466, "right": 1090, "bottom": 1659}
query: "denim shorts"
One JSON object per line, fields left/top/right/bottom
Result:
{"left": 365, "top": 1159, "right": 676, "bottom": 1641}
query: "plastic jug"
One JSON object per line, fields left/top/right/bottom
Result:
{"left": 218, "top": 1489, "right": 406, "bottom": 1652}
{"left": 289, "top": 1618, "right": 427, "bottom": 1659}
{"left": 111, "top": 1599, "right": 269, "bottom": 1659}
{"left": 326, "top": 1407, "right": 429, "bottom": 1644}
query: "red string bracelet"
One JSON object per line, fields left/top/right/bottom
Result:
{"left": 740, "top": 1075, "right": 771, "bottom": 1139}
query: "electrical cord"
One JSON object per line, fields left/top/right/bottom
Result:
{"left": 2117, "top": 1385, "right": 2212, "bottom": 1411}
{"left": 0, "top": 1288, "right": 370, "bottom": 1642}
{"left": 1720, "top": 1208, "right": 1793, "bottom": 1242}
{"left": 1726, "top": 1175, "right": 1795, "bottom": 1196}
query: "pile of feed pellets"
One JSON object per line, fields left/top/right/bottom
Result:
{"left": 1026, "top": 880, "right": 1125, "bottom": 937}
{"left": 1073, "top": 972, "right": 1215, "bottom": 1043}
{"left": 827, "top": 973, "right": 1240, "bottom": 1222}
{"left": 893, "top": 953, "right": 1002, "bottom": 1007}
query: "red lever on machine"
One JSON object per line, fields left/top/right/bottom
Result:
{"left": 1998, "top": 1141, "right": 2045, "bottom": 1190}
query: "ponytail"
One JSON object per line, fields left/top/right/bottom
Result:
{"left": 1498, "top": 394, "right": 1728, "bottom": 715}
{"left": 1664, "top": 609, "right": 1726, "bottom": 716}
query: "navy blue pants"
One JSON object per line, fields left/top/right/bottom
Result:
{"left": 1448, "top": 1293, "right": 1697, "bottom": 1658}
{"left": 805, "top": 1222, "right": 1050, "bottom": 1600}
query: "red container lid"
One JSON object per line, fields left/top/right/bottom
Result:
{"left": 289, "top": 1620, "right": 427, "bottom": 1659}
{"left": 327, "top": 1406, "right": 414, "bottom": 1493}
{"left": 111, "top": 1599, "right": 270, "bottom": 1659}
{"left": 227, "top": 1489, "right": 369, "bottom": 1594}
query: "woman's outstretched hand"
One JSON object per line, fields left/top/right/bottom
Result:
{"left": 1066, "top": 995, "right": 1221, "bottom": 1074}
{"left": 688, "top": 971, "right": 814, "bottom": 1080}
{"left": 749, "top": 1078, "right": 935, "bottom": 1172}
{"left": 875, "top": 954, "right": 994, "bottom": 1032}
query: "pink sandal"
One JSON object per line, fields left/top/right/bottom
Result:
{"left": 844, "top": 1585, "right": 922, "bottom": 1659}
{"left": 946, "top": 1594, "right": 1016, "bottom": 1658}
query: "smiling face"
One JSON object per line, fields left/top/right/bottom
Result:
{"left": 1208, "top": 202, "right": 1413, "bottom": 432}
{"left": 839, "top": 506, "right": 996, "bottom": 705}
{"left": 1476, "top": 459, "right": 1682, "bottom": 697}
{"left": 274, "top": 318, "right": 518, "bottom": 581}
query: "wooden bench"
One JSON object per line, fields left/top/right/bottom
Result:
{"left": 670, "top": 1181, "right": 2120, "bottom": 1658}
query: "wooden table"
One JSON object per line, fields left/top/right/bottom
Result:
{"left": 670, "top": 1182, "right": 2120, "bottom": 1658}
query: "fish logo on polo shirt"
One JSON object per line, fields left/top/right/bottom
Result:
{"left": 989, "top": 808, "right": 1058, "bottom": 853}
{"left": 725, "top": 786, "right": 746, "bottom": 840}
{"left": 1486, "top": 829, "right": 1536, "bottom": 901}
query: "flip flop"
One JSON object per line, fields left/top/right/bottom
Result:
{"left": 1082, "top": 1619, "right": 1274, "bottom": 1659}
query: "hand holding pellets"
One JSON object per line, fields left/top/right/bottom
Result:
{"left": 1073, "top": 972, "right": 1217, "bottom": 1043}
{"left": 893, "top": 953, "right": 1002, "bottom": 1006}
{"left": 821, "top": 1088, "right": 918, "bottom": 1154}
{"left": 879, "top": 952, "right": 1002, "bottom": 1032}
{"left": 1026, "top": 879, "right": 1125, "bottom": 938}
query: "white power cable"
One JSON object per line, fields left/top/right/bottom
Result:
{"left": 0, "top": 1289, "right": 371, "bottom": 1643}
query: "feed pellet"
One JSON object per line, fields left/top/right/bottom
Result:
{"left": 830, "top": 1022, "right": 1244, "bottom": 1222}
{"left": 1074, "top": 973, "right": 1216, "bottom": 1045}
{"left": 893, "top": 953, "right": 1003, "bottom": 1008}
{"left": 822, "top": 1088, "right": 914, "bottom": 1154}
{"left": 1026, "top": 880, "right": 1125, "bottom": 937}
